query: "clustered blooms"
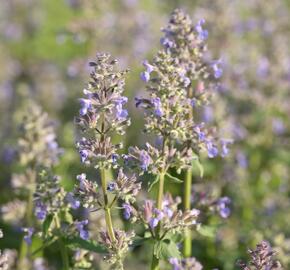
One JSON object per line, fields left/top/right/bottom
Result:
{"left": 133, "top": 9, "right": 231, "bottom": 179}
{"left": 75, "top": 53, "right": 130, "bottom": 169}
{"left": 124, "top": 194, "right": 200, "bottom": 238}
{"left": 34, "top": 170, "right": 68, "bottom": 221}
{"left": 17, "top": 102, "right": 62, "bottom": 169}
{"left": 73, "top": 53, "right": 140, "bottom": 269}
{"left": 169, "top": 257, "right": 203, "bottom": 270}
{"left": 237, "top": 241, "right": 282, "bottom": 270}
{"left": 107, "top": 169, "right": 141, "bottom": 203}
{"left": 99, "top": 230, "right": 135, "bottom": 268}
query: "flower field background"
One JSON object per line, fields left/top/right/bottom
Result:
{"left": 0, "top": 1, "right": 289, "bottom": 269}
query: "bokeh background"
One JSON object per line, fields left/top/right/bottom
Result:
{"left": 0, "top": 0, "right": 289, "bottom": 269}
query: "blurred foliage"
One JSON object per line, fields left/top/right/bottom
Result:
{"left": 0, "top": 0, "right": 289, "bottom": 269}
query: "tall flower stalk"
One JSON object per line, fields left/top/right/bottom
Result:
{"left": 74, "top": 53, "right": 137, "bottom": 269}
{"left": 11, "top": 102, "right": 61, "bottom": 269}
{"left": 132, "top": 9, "right": 230, "bottom": 267}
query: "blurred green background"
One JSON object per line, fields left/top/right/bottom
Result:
{"left": 0, "top": 0, "right": 289, "bottom": 269}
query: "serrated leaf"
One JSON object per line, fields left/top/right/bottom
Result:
{"left": 165, "top": 173, "right": 183, "bottom": 183}
{"left": 148, "top": 175, "right": 159, "bottom": 192}
{"left": 153, "top": 239, "right": 181, "bottom": 260}
{"left": 42, "top": 214, "right": 53, "bottom": 237}
{"left": 192, "top": 158, "right": 204, "bottom": 178}
{"left": 64, "top": 236, "right": 107, "bottom": 253}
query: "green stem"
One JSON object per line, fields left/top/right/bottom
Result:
{"left": 150, "top": 250, "right": 160, "bottom": 270}
{"left": 183, "top": 168, "right": 193, "bottom": 257}
{"left": 100, "top": 168, "right": 116, "bottom": 242}
{"left": 150, "top": 172, "right": 165, "bottom": 270}
{"left": 55, "top": 216, "right": 70, "bottom": 270}
{"left": 17, "top": 171, "right": 34, "bottom": 270}
{"left": 157, "top": 172, "right": 165, "bottom": 209}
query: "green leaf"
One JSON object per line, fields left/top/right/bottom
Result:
{"left": 148, "top": 175, "right": 159, "bottom": 192}
{"left": 59, "top": 210, "right": 73, "bottom": 224}
{"left": 165, "top": 173, "right": 183, "bottom": 183}
{"left": 42, "top": 214, "right": 53, "bottom": 237}
{"left": 192, "top": 158, "right": 204, "bottom": 178}
{"left": 197, "top": 225, "right": 217, "bottom": 238}
{"left": 131, "top": 235, "right": 150, "bottom": 248}
{"left": 153, "top": 239, "right": 181, "bottom": 260}
{"left": 32, "top": 236, "right": 58, "bottom": 255}
{"left": 64, "top": 236, "right": 107, "bottom": 254}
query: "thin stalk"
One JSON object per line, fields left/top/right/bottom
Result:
{"left": 157, "top": 172, "right": 165, "bottom": 210}
{"left": 150, "top": 171, "right": 165, "bottom": 270}
{"left": 17, "top": 171, "right": 35, "bottom": 270}
{"left": 183, "top": 86, "right": 194, "bottom": 257}
{"left": 150, "top": 252, "right": 160, "bottom": 270}
{"left": 183, "top": 168, "right": 193, "bottom": 257}
{"left": 55, "top": 216, "right": 70, "bottom": 270}
{"left": 100, "top": 168, "right": 116, "bottom": 242}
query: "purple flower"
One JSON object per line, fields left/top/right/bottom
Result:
{"left": 76, "top": 220, "right": 89, "bottom": 240}
{"left": 169, "top": 258, "right": 180, "bottom": 270}
{"left": 206, "top": 141, "right": 218, "bottom": 158}
{"left": 76, "top": 173, "right": 88, "bottom": 191}
{"left": 221, "top": 139, "right": 232, "bottom": 158}
{"left": 79, "top": 150, "right": 89, "bottom": 163}
{"left": 211, "top": 60, "right": 223, "bottom": 79}
{"left": 139, "top": 150, "right": 151, "bottom": 171}
{"left": 217, "top": 197, "right": 231, "bottom": 219}
{"left": 151, "top": 97, "right": 163, "bottom": 117}
{"left": 79, "top": 99, "right": 92, "bottom": 116}
{"left": 195, "top": 19, "right": 208, "bottom": 41}
{"left": 122, "top": 203, "right": 133, "bottom": 220}
{"left": 149, "top": 217, "right": 159, "bottom": 229}
{"left": 160, "top": 37, "right": 175, "bottom": 49}
{"left": 107, "top": 182, "right": 116, "bottom": 192}
{"left": 140, "top": 71, "right": 150, "bottom": 82}
{"left": 236, "top": 151, "right": 248, "bottom": 168}
{"left": 140, "top": 60, "right": 154, "bottom": 82}
{"left": 66, "top": 192, "right": 80, "bottom": 209}
{"left": 111, "top": 153, "right": 118, "bottom": 164}
{"left": 272, "top": 118, "right": 285, "bottom": 135}
{"left": 35, "top": 202, "right": 47, "bottom": 220}
{"left": 23, "top": 227, "right": 34, "bottom": 245}
{"left": 194, "top": 126, "right": 206, "bottom": 141}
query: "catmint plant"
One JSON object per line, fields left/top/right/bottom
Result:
{"left": 237, "top": 241, "right": 282, "bottom": 270}
{"left": 4, "top": 102, "right": 62, "bottom": 270}
{"left": 74, "top": 53, "right": 139, "bottom": 269}
{"left": 130, "top": 9, "right": 230, "bottom": 268}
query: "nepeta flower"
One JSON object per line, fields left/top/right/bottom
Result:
{"left": 237, "top": 241, "right": 282, "bottom": 270}
{"left": 216, "top": 197, "right": 231, "bottom": 219}
{"left": 122, "top": 203, "right": 133, "bottom": 220}
{"left": 75, "top": 53, "right": 130, "bottom": 169}
{"left": 35, "top": 201, "right": 47, "bottom": 221}
{"left": 107, "top": 169, "right": 141, "bottom": 203}
{"left": 169, "top": 257, "right": 203, "bottom": 270}
{"left": 75, "top": 220, "right": 89, "bottom": 240}
{"left": 99, "top": 230, "right": 135, "bottom": 269}
{"left": 79, "top": 99, "right": 92, "bottom": 116}
{"left": 66, "top": 192, "right": 81, "bottom": 210}
{"left": 140, "top": 60, "right": 154, "bottom": 82}
{"left": 195, "top": 19, "right": 208, "bottom": 41}
{"left": 134, "top": 9, "right": 230, "bottom": 177}
{"left": 23, "top": 227, "right": 34, "bottom": 245}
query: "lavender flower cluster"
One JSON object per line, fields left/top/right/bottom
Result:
{"left": 1, "top": 5, "right": 285, "bottom": 270}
